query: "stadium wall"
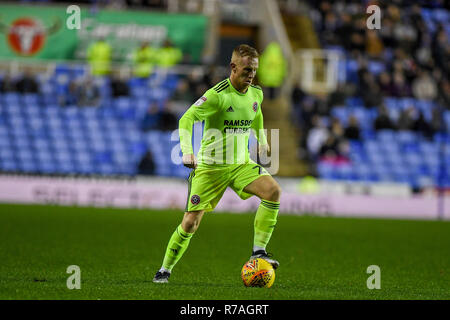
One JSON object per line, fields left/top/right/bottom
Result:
{"left": 0, "top": 175, "right": 448, "bottom": 220}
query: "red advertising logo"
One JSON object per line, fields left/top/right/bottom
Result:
{"left": 1, "top": 17, "right": 61, "bottom": 56}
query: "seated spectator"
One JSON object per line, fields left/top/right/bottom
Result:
{"left": 59, "top": 80, "right": 78, "bottom": 107}
{"left": 330, "top": 117, "right": 345, "bottom": 142}
{"left": 344, "top": 116, "right": 361, "bottom": 140}
{"left": 0, "top": 73, "right": 16, "bottom": 93}
{"left": 378, "top": 72, "right": 393, "bottom": 96}
{"left": 413, "top": 111, "right": 433, "bottom": 139}
{"left": 169, "top": 78, "right": 195, "bottom": 116}
{"left": 397, "top": 106, "right": 416, "bottom": 131}
{"left": 156, "top": 104, "right": 178, "bottom": 132}
{"left": 430, "top": 106, "right": 445, "bottom": 134}
{"left": 361, "top": 80, "right": 383, "bottom": 108}
{"left": 319, "top": 136, "right": 351, "bottom": 166}
{"left": 366, "top": 29, "right": 384, "bottom": 59}
{"left": 307, "top": 115, "right": 329, "bottom": 160}
{"left": 328, "top": 83, "right": 347, "bottom": 108}
{"left": 140, "top": 101, "right": 178, "bottom": 132}
{"left": 141, "top": 102, "right": 160, "bottom": 132}
{"left": 391, "top": 71, "right": 411, "bottom": 97}
{"left": 110, "top": 71, "right": 129, "bottom": 97}
{"left": 77, "top": 77, "right": 101, "bottom": 107}
{"left": 374, "top": 105, "right": 396, "bottom": 131}
{"left": 16, "top": 68, "right": 39, "bottom": 94}
{"left": 437, "top": 79, "right": 450, "bottom": 110}
{"left": 319, "top": 136, "right": 339, "bottom": 160}
{"left": 313, "top": 94, "right": 329, "bottom": 116}
{"left": 137, "top": 151, "right": 155, "bottom": 176}
{"left": 412, "top": 69, "right": 438, "bottom": 101}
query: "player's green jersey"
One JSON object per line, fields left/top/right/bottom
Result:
{"left": 179, "top": 78, "right": 267, "bottom": 166}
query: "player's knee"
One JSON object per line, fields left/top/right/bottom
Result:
{"left": 265, "top": 183, "right": 281, "bottom": 202}
{"left": 182, "top": 212, "right": 203, "bottom": 233}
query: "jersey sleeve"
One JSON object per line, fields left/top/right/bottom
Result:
{"left": 179, "top": 89, "right": 221, "bottom": 155}
{"left": 251, "top": 90, "right": 268, "bottom": 146}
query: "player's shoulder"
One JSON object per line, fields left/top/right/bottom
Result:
{"left": 211, "top": 78, "right": 230, "bottom": 94}
{"left": 250, "top": 84, "right": 263, "bottom": 91}
{"left": 250, "top": 84, "right": 264, "bottom": 100}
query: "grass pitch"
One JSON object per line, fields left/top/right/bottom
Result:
{"left": 0, "top": 203, "right": 449, "bottom": 300}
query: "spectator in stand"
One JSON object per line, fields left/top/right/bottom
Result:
{"left": 257, "top": 42, "right": 288, "bottom": 99}
{"left": 430, "top": 106, "right": 445, "bottom": 134}
{"left": 437, "top": 78, "right": 450, "bottom": 110}
{"left": 336, "top": 13, "right": 354, "bottom": 50}
{"left": 307, "top": 115, "right": 329, "bottom": 160}
{"left": 321, "top": 11, "right": 340, "bottom": 45}
{"left": 349, "top": 17, "right": 366, "bottom": 54}
{"left": 330, "top": 117, "right": 345, "bottom": 142}
{"left": 344, "top": 115, "right": 361, "bottom": 141}
{"left": 412, "top": 69, "right": 438, "bottom": 101}
{"left": 132, "top": 41, "right": 157, "bottom": 78}
{"left": 432, "top": 25, "right": 450, "bottom": 74}
{"left": 361, "top": 77, "right": 383, "bottom": 108}
{"left": 374, "top": 105, "right": 396, "bottom": 131}
{"left": 156, "top": 104, "right": 178, "bottom": 132}
{"left": 110, "top": 71, "right": 130, "bottom": 97}
{"left": 140, "top": 100, "right": 178, "bottom": 132}
{"left": 141, "top": 102, "right": 160, "bottom": 132}
{"left": 378, "top": 72, "right": 394, "bottom": 96}
{"left": 391, "top": 71, "right": 411, "bottom": 97}
{"left": 87, "top": 37, "right": 112, "bottom": 76}
{"left": 0, "top": 73, "right": 16, "bottom": 93}
{"left": 328, "top": 83, "right": 347, "bottom": 108}
{"left": 16, "top": 68, "right": 39, "bottom": 94}
{"left": 319, "top": 135, "right": 338, "bottom": 160}
{"left": 59, "top": 80, "right": 78, "bottom": 107}
{"left": 397, "top": 106, "right": 416, "bottom": 131}
{"left": 156, "top": 38, "right": 183, "bottom": 68}
{"left": 413, "top": 110, "right": 433, "bottom": 139}
{"left": 168, "top": 78, "right": 195, "bottom": 116}
{"left": 366, "top": 29, "right": 384, "bottom": 59}
{"left": 313, "top": 94, "right": 329, "bottom": 116}
{"left": 77, "top": 77, "right": 101, "bottom": 107}
{"left": 137, "top": 151, "right": 155, "bottom": 176}
{"left": 291, "top": 81, "right": 306, "bottom": 127}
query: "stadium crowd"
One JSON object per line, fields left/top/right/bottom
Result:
{"left": 292, "top": 0, "right": 449, "bottom": 171}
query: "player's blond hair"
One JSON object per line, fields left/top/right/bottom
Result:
{"left": 231, "top": 44, "right": 259, "bottom": 63}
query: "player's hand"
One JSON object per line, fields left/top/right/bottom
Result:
{"left": 182, "top": 154, "right": 197, "bottom": 169}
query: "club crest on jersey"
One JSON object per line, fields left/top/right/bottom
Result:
{"left": 252, "top": 102, "right": 258, "bottom": 112}
{"left": 191, "top": 195, "right": 200, "bottom": 205}
{"left": 194, "top": 96, "right": 207, "bottom": 106}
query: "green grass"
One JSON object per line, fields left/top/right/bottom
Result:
{"left": 0, "top": 203, "right": 449, "bottom": 300}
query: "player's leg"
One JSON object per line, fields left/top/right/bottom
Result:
{"left": 154, "top": 166, "right": 229, "bottom": 283}
{"left": 230, "top": 164, "right": 281, "bottom": 268}
{"left": 153, "top": 210, "right": 205, "bottom": 283}
{"left": 243, "top": 175, "right": 281, "bottom": 263}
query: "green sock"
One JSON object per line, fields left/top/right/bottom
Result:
{"left": 161, "top": 224, "right": 194, "bottom": 272}
{"left": 253, "top": 199, "right": 280, "bottom": 251}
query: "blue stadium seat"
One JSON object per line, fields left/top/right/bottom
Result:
{"left": 368, "top": 61, "right": 385, "bottom": 75}
{"left": 444, "top": 111, "right": 450, "bottom": 131}
{"left": 317, "top": 162, "right": 338, "bottom": 180}
{"left": 331, "top": 107, "right": 348, "bottom": 125}
{"left": 1, "top": 160, "right": 18, "bottom": 172}
{"left": 376, "top": 129, "right": 395, "bottom": 143}
{"left": 397, "top": 130, "right": 417, "bottom": 144}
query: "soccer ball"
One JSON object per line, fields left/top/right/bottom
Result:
{"left": 241, "top": 258, "right": 275, "bottom": 288}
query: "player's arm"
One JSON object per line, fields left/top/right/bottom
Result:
{"left": 251, "top": 94, "right": 269, "bottom": 156}
{"left": 179, "top": 90, "right": 220, "bottom": 168}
